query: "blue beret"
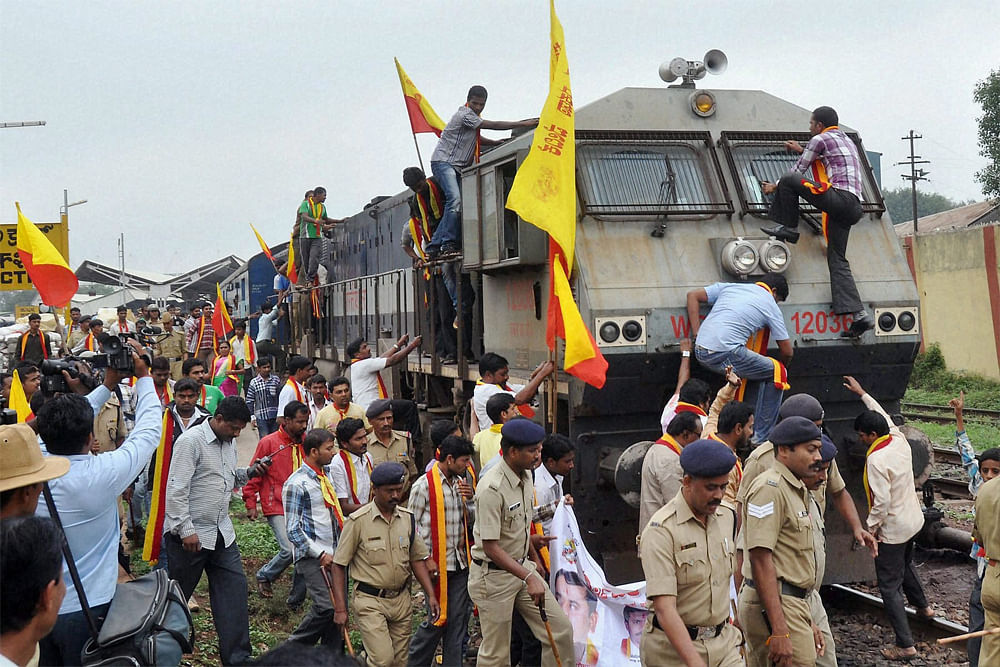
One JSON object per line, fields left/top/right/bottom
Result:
{"left": 679, "top": 439, "right": 737, "bottom": 478}
{"left": 370, "top": 462, "right": 407, "bottom": 487}
{"left": 820, "top": 434, "right": 838, "bottom": 462}
{"left": 366, "top": 398, "right": 393, "bottom": 419}
{"left": 500, "top": 419, "right": 546, "bottom": 446}
{"left": 769, "top": 416, "right": 822, "bottom": 447}
{"left": 778, "top": 394, "right": 824, "bottom": 422}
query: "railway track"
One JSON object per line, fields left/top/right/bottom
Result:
{"left": 826, "top": 584, "right": 968, "bottom": 644}
{"left": 902, "top": 402, "right": 1000, "bottom": 426}
{"left": 929, "top": 476, "right": 972, "bottom": 499}
{"left": 932, "top": 446, "right": 963, "bottom": 467}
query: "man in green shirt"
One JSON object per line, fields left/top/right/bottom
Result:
{"left": 181, "top": 357, "right": 225, "bottom": 415}
{"left": 297, "top": 186, "right": 344, "bottom": 284}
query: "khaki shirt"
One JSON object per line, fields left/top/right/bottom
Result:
{"left": 639, "top": 441, "right": 684, "bottom": 532}
{"left": 741, "top": 460, "right": 817, "bottom": 590}
{"left": 93, "top": 395, "right": 126, "bottom": 453}
{"left": 640, "top": 490, "right": 737, "bottom": 627}
{"left": 737, "top": 441, "right": 845, "bottom": 515}
{"left": 66, "top": 325, "right": 86, "bottom": 351}
{"left": 316, "top": 402, "right": 368, "bottom": 431}
{"left": 332, "top": 501, "right": 429, "bottom": 590}
{"left": 974, "top": 477, "right": 1000, "bottom": 560}
{"left": 809, "top": 494, "right": 827, "bottom": 585}
{"left": 470, "top": 458, "right": 534, "bottom": 563}
{"left": 156, "top": 330, "right": 187, "bottom": 360}
{"left": 367, "top": 430, "right": 419, "bottom": 493}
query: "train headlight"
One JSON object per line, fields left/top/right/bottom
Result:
{"left": 897, "top": 311, "right": 916, "bottom": 331}
{"left": 599, "top": 321, "right": 621, "bottom": 344}
{"left": 689, "top": 90, "right": 717, "bottom": 117}
{"left": 759, "top": 240, "right": 791, "bottom": 273}
{"left": 878, "top": 312, "right": 897, "bottom": 332}
{"left": 721, "top": 239, "right": 759, "bottom": 276}
{"left": 622, "top": 320, "right": 643, "bottom": 342}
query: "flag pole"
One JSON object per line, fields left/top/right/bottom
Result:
{"left": 548, "top": 344, "right": 558, "bottom": 432}
{"left": 411, "top": 132, "right": 426, "bottom": 173}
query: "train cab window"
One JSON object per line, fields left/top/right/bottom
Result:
{"left": 576, "top": 130, "right": 732, "bottom": 217}
{"left": 480, "top": 169, "right": 500, "bottom": 264}
{"left": 469, "top": 159, "right": 546, "bottom": 270}
{"left": 499, "top": 161, "right": 520, "bottom": 260}
{"left": 719, "top": 130, "right": 886, "bottom": 216}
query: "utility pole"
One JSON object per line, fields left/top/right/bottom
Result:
{"left": 0, "top": 121, "right": 46, "bottom": 128}
{"left": 896, "top": 131, "right": 930, "bottom": 234}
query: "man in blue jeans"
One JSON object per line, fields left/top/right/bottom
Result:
{"left": 427, "top": 86, "right": 537, "bottom": 304}
{"left": 687, "top": 272, "right": 792, "bottom": 443}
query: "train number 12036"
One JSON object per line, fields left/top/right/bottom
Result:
{"left": 791, "top": 311, "right": 853, "bottom": 335}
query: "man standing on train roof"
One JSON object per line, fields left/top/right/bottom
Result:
{"left": 738, "top": 416, "right": 826, "bottom": 667}
{"left": 688, "top": 271, "right": 792, "bottom": 444}
{"left": 425, "top": 86, "right": 538, "bottom": 260}
{"left": 297, "top": 186, "right": 345, "bottom": 285}
{"left": 638, "top": 438, "right": 742, "bottom": 667}
{"left": 760, "top": 106, "right": 874, "bottom": 338}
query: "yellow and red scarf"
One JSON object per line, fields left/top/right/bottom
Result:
{"left": 352, "top": 358, "right": 388, "bottom": 399}
{"left": 309, "top": 197, "right": 325, "bottom": 237}
{"left": 304, "top": 459, "right": 346, "bottom": 528}
{"left": 20, "top": 331, "right": 50, "bottom": 360}
{"left": 285, "top": 378, "right": 305, "bottom": 403}
{"left": 155, "top": 382, "right": 172, "bottom": 407}
{"left": 476, "top": 379, "right": 535, "bottom": 418}
{"left": 862, "top": 434, "right": 893, "bottom": 510}
{"left": 143, "top": 411, "right": 176, "bottom": 563}
{"left": 426, "top": 464, "right": 474, "bottom": 627}
{"left": 707, "top": 432, "right": 743, "bottom": 482}
{"left": 230, "top": 335, "right": 257, "bottom": 365}
{"left": 194, "top": 316, "right": 217, "bottom": 353}
{"left": 531, "top": 487, "right": 551, "bottom": 572}
{"left": 116, "top": 319, "right": 130, "bottom": 333}
{"left": 339, "top": 450, "right": 372, "bottom": 504}
{"left": 674, "top": 401, "right": 707, "bottom": 418}
{"left": 800, "top": 126, "right": 839, "bottom": 242}
{"left": 734, "top": 283, "right": 790, "bottom": 401}
{"left": 654, "top": 432, "right": 683, "bottom": 455}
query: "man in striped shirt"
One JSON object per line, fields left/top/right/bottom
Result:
{"left": 245, "top": 357, "right": 281, "bottom": 438}
{"left": 761, "top": 106, "right": 874, "bottom": 337}
{"left": 282, "top": 428, "right": 344, "bottom": 650}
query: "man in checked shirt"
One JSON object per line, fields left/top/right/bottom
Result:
{"left": 760, "top": 106, "right": 874, "bottom": 338}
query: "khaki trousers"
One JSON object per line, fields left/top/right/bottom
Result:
{"left": 811, "top": 590, "right": 837, "bottom": 667}
{"left": 982, "top": 565, "right": 1000, "bottom": 666}
{"left": 352, "top": 589, "right": 411, "bottom": 667}
{"left": 640, "top": 617, "right": 743, "bottom": 667}
{"left": 738, "top": 585, "right": 817, "bottom": 667}
{"left": 467, "top": 561, "right": 574, "bottom": 667}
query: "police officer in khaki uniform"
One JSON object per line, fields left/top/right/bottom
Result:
{"left": 331, "top": 462, "right": 440, "bottom": 667}
{"left": 738, "top": 417, "right": 825, "bottom": 667}
{"left": 155, "top": 317, "right": 187, "bottom": 380}
{"left": 366, "top": 399, "right": 419, "bottom": 498}
{"left": 803, "top": 437, "right": 839, "bottom": 667}
{"left": 468, "top": 419, "right": 574, "bottom": 667}
{"left": 639, "top": 438, "right": 743, "bottom": 667}
{"left": 973, "top": 475, "right": 1000, "bottom": 665}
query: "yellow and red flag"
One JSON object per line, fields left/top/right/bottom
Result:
{"left": 15, "top": 203, "right": 78, "bottom": 307}
{"left": 213, "top": 283, "right": 234, "bottom": 340}
{"left": 286, "top": 233, "right": 299, "bottom": 284}
{"left": 505, "top": 0, "right": 607, "bottom": 389}
{"left": 394, "top": 58, "right": 446, "bottom": 137}
{"left": 250, "top": 223, "right": 276, "bottom": 265}
{"left": 10, "top": 370, "right": 34, "bottom": 422}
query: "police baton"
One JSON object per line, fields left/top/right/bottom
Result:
{"left": 537, "top": 601, "right": 563, "bottom": 667}
{"left": 319, "top": 564, "right": 355, "bottom": 657}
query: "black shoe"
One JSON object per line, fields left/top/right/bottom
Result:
{"left": 425, "top": 246, "right": 441, "bottom": 259}
{"left": 440, "top": 241, "right": 460, "bottom": 254}
{"left": 760, "top": 224, "right": 800, "bottom": 244}
{"left": 840, "top": 314, "right": 874, "bottom": 338}
{"left": 439, "top": 354, "right": 457, "bottom": 365}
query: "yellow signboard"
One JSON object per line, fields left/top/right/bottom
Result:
{"left": 14, "top": 305, "right": 39, "bottom": 319}
{"left": 0, "top": 220, "right": 70, "bottom": 291}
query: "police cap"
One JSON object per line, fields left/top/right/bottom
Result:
{"left": 679, "top": 439, "right": 737, "bottom": 478}
{"left": 820, "top": 434, "right": 838, "bottom": 462}
{"left": 371, "top": 462, "right": 407, "bottom": 487}
{"left": 366, "top": 398, "right": 393, "bottom": 419}
{"left": 770, "top": 416, "right": 823, "bottom": 447}
{"left": 778, "top": 394, "right": 824, "bottom": 422}
{"left": 500, "top": 418, "right": 546, "bottom": 447}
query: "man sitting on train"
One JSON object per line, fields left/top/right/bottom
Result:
{"left": 687, "top": 272, "right": 791, "bottom": 444}
{"left": 759, "top": 105, "right": 874, "bottom": 338}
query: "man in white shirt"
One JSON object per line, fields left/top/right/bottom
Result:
{"left": 328, "top": 418, "right": 373, "bottom": 516}
{"left": 108, "top": 305, "right": 133, "bottom": 335}
{"left": 844, "top": 375, "right": 930, "bottom": 661}
{"left": 253, "top": 298, "right": 285, "bottom": 373}
{"left": 473, "top": 353, "right": 554, "bottom": 430}
{"left": 345, "top": 334, "right": 422, "bottom": 411}
{"left": 534, "top": 434, "right": 575, "bottom": 535}
{"left": 305, "top": 375, "right": 329, "bottom": 430}
{"left": 277, "top": 356, "right": 312, "bottom": 426}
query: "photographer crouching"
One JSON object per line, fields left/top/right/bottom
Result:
{"left": 34, "top": 340, "right": 161, "bottom": 666}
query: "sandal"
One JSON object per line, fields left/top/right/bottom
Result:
{"left": 916, "top": 606, "right": 935, "bottom": 619}
{"left": 880, "top": 646, "right": 917, "bottom": 661}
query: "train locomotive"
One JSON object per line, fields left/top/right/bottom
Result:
{"left": 236, "top": 57, "right": 923, "bottom": 585}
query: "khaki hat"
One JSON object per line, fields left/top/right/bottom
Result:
{"left": 0, "top": 424, "right": 70, "bottom": 492}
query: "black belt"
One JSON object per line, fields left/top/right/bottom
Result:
{"left": 355, "top": 580, "right": 408, "bottom": 599}
{"left": 743, "top": 578, "right": 811, "bottom": 600}
{"left": 651, "top": 614, "right": 726, "bottom": 641}
{"left": 472, "top": 557, "right": 523, "bottom": 571}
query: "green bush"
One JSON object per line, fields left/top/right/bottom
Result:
{"left": 905, "top": 343, "right": 1000, "bottom": 411}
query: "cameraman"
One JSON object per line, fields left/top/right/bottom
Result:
{"left": 34, "top": 343, "right": 161, "bottom": 666}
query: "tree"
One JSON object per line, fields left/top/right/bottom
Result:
{"left": 881, "top": 187, "right": 967, "bottom": 224}
{"left": 974, "top": 69, "right": 1000, "bottom": 200}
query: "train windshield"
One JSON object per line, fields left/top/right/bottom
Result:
{"left": 576, "top": 131, "right": 732, "bottom": 217}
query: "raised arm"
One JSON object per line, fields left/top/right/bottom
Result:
{"left": 686, "top": 289, "right": 708, "bottom": 338}
{"left": 384, "top": 334, "right": 422, "bottom": 367}
{"left": 514, "top": 361, "right": 555, "bottom": 406}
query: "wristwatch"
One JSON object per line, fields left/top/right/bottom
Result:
{"left": 681, "top": 350, "right": 691, "bottom": 358}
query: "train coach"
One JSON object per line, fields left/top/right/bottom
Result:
{"left": 246, "top": 59, "right": 924, "bottom": 584}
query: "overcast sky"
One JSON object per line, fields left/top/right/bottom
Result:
{"left": 1, "top": 1, "right": 995, "bottom": 274}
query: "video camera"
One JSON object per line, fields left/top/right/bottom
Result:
{"left": 39, "top": 358, "right": 101, "bottom": 396}
{"left": 89, "top": 328, "right": 163, "bottom": 374}
{"left": 0, "top": 408, "right": 17, "bottom": 425}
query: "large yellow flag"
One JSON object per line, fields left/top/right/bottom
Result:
{"left": 505, "top": 0, "right": 577, "bottom": 271}
{"left": 10, "top": 370, "right": 34, "bottom": 422}
{"left": 504, "top": 0, "right": 607, "bottom": 388}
